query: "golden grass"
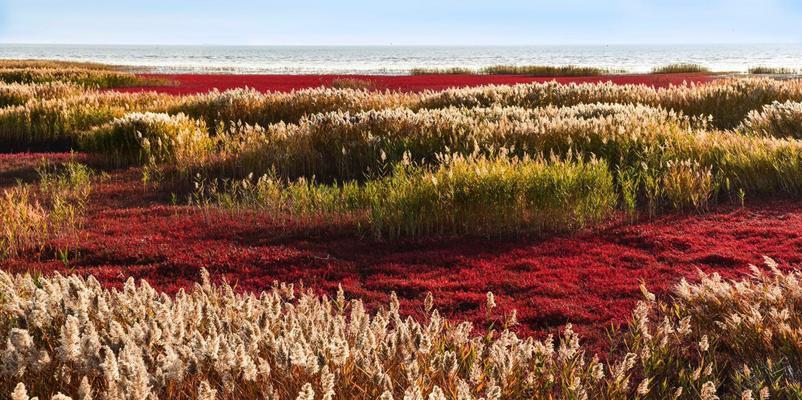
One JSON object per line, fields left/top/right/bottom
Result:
{"left": 741, "top": 101, "right": 802, "bottom": 139}
{"left": 1, "top": 258, "right": 800, "bottom": 399}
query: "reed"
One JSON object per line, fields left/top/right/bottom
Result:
{"left": 206, "top": 104, "right": 802, "bottom": 210}
{"left": 0, "top": 59, "right": 121, "bottom": 71}
{"left": 409, "top": 67, "right": 477, "bottom": 75}
{"left": 0, "top": 67, "right": 169, "bottom": 88}
{"left": 741, "top": 100, "right": 802, "bottom": 139}
{"left": 0, "top": 82, "right": 82, "bottom": 108}
{"left": 194, "top": 152, "right": 617, "bottom": 238}
{"left": 329, "top": 78, "right": 376, "bottom": 90}
{"left": 482, "top": 64, "right": 610, "bottom": 76}
{"left": 367, "top": 153, "right": 616, "bottom": 238}
{"left": 169, "top": 87, "right": 417, "bottom": 134}
{"left": 81, "top": 112, "right": 213, "bottom": 167}
{"left": 417, "top": 78, "right": 802, "bottom": 129}
{"left": 748, "top": 66, "right": 798, "bottom": 75}
{"left": 0, "top": 91, "right": 176, "bottom": 151}
{"left": 0, "top": 258, "right": 798, "bottom": 399}
{"left": 651, "top": 63, "right": 710, "bottom": 74}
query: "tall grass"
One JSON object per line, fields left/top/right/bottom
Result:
{"left": 169, "top": 87, "right": 417, "bottom": 134}
{"left": 204, "top": 104, "right": 802, "bottom": 208}
{"left": 5, "top": 78, "right": 801, "bottom": 150}
{"left": 417, "top": 78, "right": 802, "bottom": 129}
{"left": 748, "top": 66, "right": 798, "bottom": 75}
{"left": 0, "top": 258, "right": 800, "bottom": 399}
{"left": 367, "top": 153, "right": 616, "bottom": 238}
{"left": 409, "top": 67, "right": 476, "bottom": 75}
{"left": 193, "top": 153, "right": 617, "bottom": 238}
{"left": 329, "top": 78, "right": 376, "bottom": 90}
{"left": 741, "top": 100, "right": 802, "bottom": 139}
{"left": 81, "top": 112, "right": 213, "bottom": 167}
{"left": 0, "top": 82, "right": 82, "bottom": 108}
{"left": 0, "top": 59, "right": 121, "bottom": 71}
{"left": 482, "top": 64, "right": 610, "bottom": 76}
{"left": 651, "top": 63, "right": 710, "bottom": 74}
{"left": 0, "top": 91, "right": 175, "bottom": 151}
{"left": 209, "top": 104, "right": 689, "bottom": 181}
{"left": 6, "top": 70, "right": 802, "bottom": 230}
{"left": 0, "top": 161, "right": 92, "bottom": 259}
{"left": 0, "top": 68, "right": 169, "bottom": 88}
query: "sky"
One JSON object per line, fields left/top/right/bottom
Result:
{"left": 0, "top": 0, "right": 800, "bottom": 46}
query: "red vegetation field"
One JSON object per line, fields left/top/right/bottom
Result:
{"left": 2, "top": 153, "right": 800, "bottom": 351}
{"left": 119, "top": 73, "right": 713, "bottom": 95}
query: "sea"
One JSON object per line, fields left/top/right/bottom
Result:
{"left": 1, "top": 43, "right": 801, "bottom": 75}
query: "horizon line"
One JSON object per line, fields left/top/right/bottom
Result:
{"left": 2, "top": 41, "right": 800, "bottom": 48}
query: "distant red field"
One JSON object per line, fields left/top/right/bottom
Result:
{"left": 119, "top": 72, "right": 714, "bottom": 95}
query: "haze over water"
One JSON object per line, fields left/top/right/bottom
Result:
{"left": 1, "top": 43, "right": 801, "bottom": 74}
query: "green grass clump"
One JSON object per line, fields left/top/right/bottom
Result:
{"left": 748, "top": 66, "right": 798, "bottom": 75}
{"left": 368, "top": 153, "right": 616, "bottom": 238}
{"left": 196, "top": 153, "right": 617, "bottom": 238}
{"left": 651, "top": 63, "right": 710, "bottom": 74}
{"left": 482, "top": 65, "right": 609, "bottom": 76}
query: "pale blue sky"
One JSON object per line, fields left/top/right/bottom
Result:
{"left": 0, "top": 0, "right": 800, "bottom": 45}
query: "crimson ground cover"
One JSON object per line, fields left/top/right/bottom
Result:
{"left": 1, "top": 153, "right": 800, "bottom": 352}
{"left": 118, "top": 73, "right": 713, "bottom": 95}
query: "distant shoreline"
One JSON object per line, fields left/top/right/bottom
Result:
{"left": 3, "top": 43, "right": 800, "bottom": 74}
